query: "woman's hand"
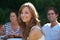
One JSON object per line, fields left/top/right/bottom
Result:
{"left": 14, "top": 34, "right": 23, "bottom": 38}
{"left": 5, "top": 34, "right": 14, "bottom": 38}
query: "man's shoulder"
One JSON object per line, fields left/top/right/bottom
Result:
{"left": 43, "top": 23, "right": 50, "bottom": 27}
{"left": 42, "top": 23, "right": 50, "bottom": 29}
{"left": 57, "top": 22, "right": 60, "bottom": 27}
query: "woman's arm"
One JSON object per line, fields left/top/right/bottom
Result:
{"left": 28, "top": 28, "right": 42, "bottom": 40}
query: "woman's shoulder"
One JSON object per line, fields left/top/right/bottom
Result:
{"left": 3, "top": 22, "right": 11, "bottom": 28}
{"left": 29, "top": 25, "right": 43, "bottom": 40}
{"left": 3, "top": 22, "right": 10, "bottom": 26}
{"left": 31, "top": 25, "right": 41, "bottom": 31}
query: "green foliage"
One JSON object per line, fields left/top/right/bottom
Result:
{"left": 0, "top": 0, "right": 60, "bottom": 25}
{"left": 0, "top": 8, "right": 10, "bottom": 24}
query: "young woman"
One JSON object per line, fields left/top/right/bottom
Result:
{"left": 18, "top": 2, "right": 45, "bottom": 40}
{"left": 3, "top": 10, "right": 22, "bottom": 38}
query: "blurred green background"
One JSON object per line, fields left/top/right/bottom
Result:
{"left": 0, "top": 0, "right": 60, "bottom": 26}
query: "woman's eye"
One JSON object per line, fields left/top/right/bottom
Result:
{"left": 12, "top": 16, "right": 15, "bottom": 17}
{"left": 21, "top": 12, "right": 23, "bottom": 14}
{"left": 25, "top": 12, "right": 28, "bottom": 14}
{"left": 51, "top": 13, "right": 54, "bottom": 15}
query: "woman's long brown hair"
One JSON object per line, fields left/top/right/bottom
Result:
{"left": 18, "top": 2, "right": 40, "bottom": 40}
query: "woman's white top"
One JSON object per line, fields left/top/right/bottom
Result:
{"left": 30, "top": 25, "right": 45, "bottom": 40}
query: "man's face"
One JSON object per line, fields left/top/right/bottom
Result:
{"left": 47, "top": 10, "right": 58, "bottom": 22}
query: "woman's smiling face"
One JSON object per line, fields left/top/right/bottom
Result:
{"left": 10, "top": 12, "right": 17, "bottom": 22}
{"left": 20, "top": 7, "right": 32, "bottom": 23}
